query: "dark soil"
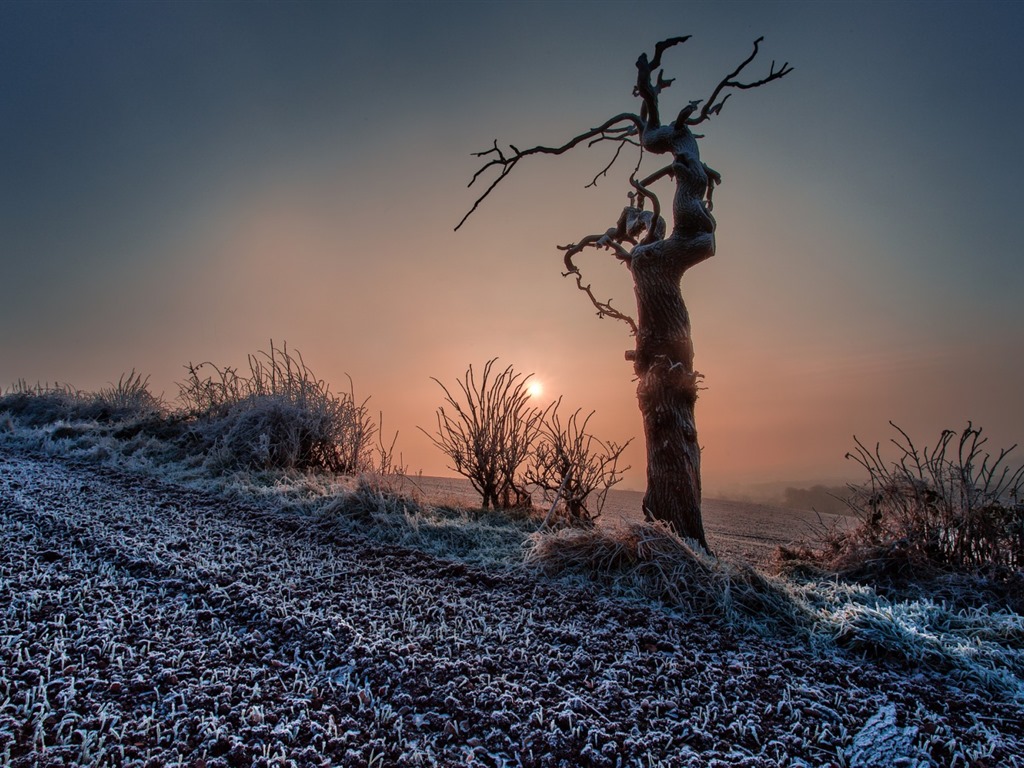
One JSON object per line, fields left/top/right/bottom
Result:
{"left": 1, "top": 448, "right": 1020, "bottom": 767}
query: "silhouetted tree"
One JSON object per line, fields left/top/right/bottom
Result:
{"left": 457, "top": 37, "right": 791, "bottom": 549}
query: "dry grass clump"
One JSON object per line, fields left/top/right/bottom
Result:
{"left": 90, "top": 370, "right": 164, "bottom": 421}
{"left": 526, "top": 521, "right": 807, "bottom": 632}
{"left": 0, "top": 372, "right": 162, "bottom": 427}
{"left": 316, "top": 475, "right": 541, "bottom": 565}
{"left": 0, "top": 384, "right": 79, "bottom": 427}
{"left": 179, "top": 341, "right": 376, "bottom": 474}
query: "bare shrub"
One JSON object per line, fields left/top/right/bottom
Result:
{"left": 422, "top": 359, "right": 542, "bottom": 509}
{"left": 827, "top": 422, "right": 1024, "bottom": 577}
{"left": 525, "top": 398, "right": 631, "bottom": 526}
{"left": 179, "top": 341, "right": 376, "bottom": 474}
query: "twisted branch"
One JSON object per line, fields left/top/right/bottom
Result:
{"left": 633, "top": 36, "right": 691, "bottom": 128}
{"left": 558, "top": 234, "right": 638, "bottom": 335}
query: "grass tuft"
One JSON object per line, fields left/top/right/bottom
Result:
{"left": 526, "top": 521, "right": 809, "bottom": 633}
{"left": 786, "top": 578, "right": 1024, "bottom": 702}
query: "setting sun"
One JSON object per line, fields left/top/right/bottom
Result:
{"left": 527, "top": 380, "right": 543, "bottom": 398}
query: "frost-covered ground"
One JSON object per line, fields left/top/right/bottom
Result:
{"left": 1, "top": 448, "right": 1021, "bottom": 767}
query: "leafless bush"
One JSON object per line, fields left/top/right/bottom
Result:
{"left": 422, "top": 359, "right": 542, "bottom": 510}
{"left": 525, "top": 398, "right": 631, "bottom": 526}
{"left": 179, "top": 341, "right": 376, "bottom": 474}
{"left": 828, "top": 422, "right": 1024, "bottom": 577}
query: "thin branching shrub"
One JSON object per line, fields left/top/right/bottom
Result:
{"left": 825, "top": 422, "right": 1024, "bottom": 578}
{"left": 525, "top": 398, "right": 631, "bottom": 526}
{"left": 422, "top": 359, "right": 543, "bottom": 509}
{"left": 178, "top": 341, "right": 376, "bottom": 474}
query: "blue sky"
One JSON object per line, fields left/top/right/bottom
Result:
{"left": 2, "top": 1, "right": 1022, "bottom": 494}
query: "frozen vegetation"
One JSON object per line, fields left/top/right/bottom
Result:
{"left": 1, "top": 364, "right": 1022, "bottom": 766}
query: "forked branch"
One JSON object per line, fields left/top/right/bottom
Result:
{"left": 456, "top": 113, "right": 643, "bottom": 231}
{"left": 687, "top": 37, "right": 793, "bottom": 125}
{"left": 633, "top": 35, "right": 691, "bottom": 128}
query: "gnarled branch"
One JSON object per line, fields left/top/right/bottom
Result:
{"left": 633, "top": 36, "right": 691, "bottom": 128}
{"left": 558, "top": 234, "right": 638, "bottom": 335}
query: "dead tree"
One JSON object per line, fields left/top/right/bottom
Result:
{"left": 457, "top": 37, "right": 791, "bottom": 549}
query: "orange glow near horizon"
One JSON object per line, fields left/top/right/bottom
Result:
{"left": 3, "top": 4, "right": 1023, "bottom": 503}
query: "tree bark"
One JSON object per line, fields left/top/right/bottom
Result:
{"left": 630, "top": 132, "right": 715, "bottom": 551}
{"left": 631, "top": 254, "right": 706, "bottom": 549}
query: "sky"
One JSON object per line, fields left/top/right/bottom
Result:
{"left": 2, "top": 1, "right": 1023, "bottom": 498}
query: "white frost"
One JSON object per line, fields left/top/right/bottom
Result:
{"left": 847, "top": 703, "right": 926, "bottom": 768}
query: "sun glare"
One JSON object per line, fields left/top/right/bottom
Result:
{"left": 527, "top": 380, "right": 543, "bottom": 398}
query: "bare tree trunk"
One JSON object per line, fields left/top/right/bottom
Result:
{"left": 628, "top": 142, "right": 716, "bottom": 551}
{"left": 630, "top": 233, "right": 710, "bottom": 550}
